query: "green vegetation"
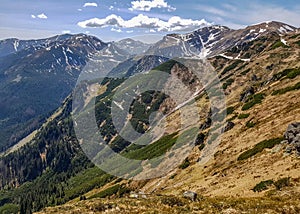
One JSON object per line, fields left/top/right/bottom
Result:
{"left": 252, "top": 180, "right": 274, "bottom": 192}
{"left": 273, "top": 68, "right": 300, "bottom": 81}
{"left": 154, "top": 59, "right": 178, "bottom": 73}
{"left": 123, "top": 132, "right": 178, "bottom": 160}
{"left": 238, "top": 113, "right": 250, "bottom": 119}
{"left": 160, "top": 196, "right": 185, "bottom": 207}
{"left": 222, "top": 78, "right": 234, "bottom": 89}
{"left": 272, "top": 40, "right": 288, "bottom": 49}
{"left": 274, "top": 177, "right": 290, "bottom": 190}
{"left": 227, "top": 114, "right": 238, "bottom": 122}
{"left": 246, "top": 121, "right": 256, "bottom": 128}
{"left": 272, "top": 81, "right": 300, "bottom": 95}
{"left": 0, "top": 203, "right": 19, "bottom": 214}
{"left": 226, "top": 106, "right": 235, "bottom": 115}
{"left": 221, "top": 60, "right": 243, "bottom": 75}
{"left": 179, "top": 158, "right": 190, "bottom": 169}
{"left": 242, "top": 93, "right": 265, "bottom": 111}
{"left": 241, "top": 68, "right": 251, "bottom": 75}
{"left": 252, "top": 177, "right": 291, "bottom": 192}
{"left": 89, "top": 184, "right": 130, "bottom": 199}
{"left": 238, "top": 137, "right": 284, "bottom": 161}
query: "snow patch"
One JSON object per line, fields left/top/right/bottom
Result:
{"left": 281, "top": 38, "right": 288, "bottom": 46}
{"left": 13, "top": 40, "right": 19, "bottom": 51}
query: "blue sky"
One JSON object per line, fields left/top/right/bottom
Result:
{"left": 0, "top": 0, "right": 299, "bottom": 42}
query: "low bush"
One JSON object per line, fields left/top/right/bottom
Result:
{"left": 238, "top": 137, "right": 284, "bottom": 161}
{"left": 252, "top": 180, "right": 274, "bottom": 192}
{"left": 246, "top": 121, "right": 256, "bottom": 128}
{"left": 242, "top": 93, "right": 265, "bottom": 111}
{"left": 241, "top": 68, "right": 251, "bottom": 75}
{"left": 179, "top": 158, "right": 190, "bottom": 169}
{"left": 274, "top": 177, "right": 290, "bottom": 190}
{"left": 272, "top": 82, "right": 300, "bottom": 95}
{"left": 226, "top": 106, "right": 235, "bottom": 115}
{"left": 221, "top": 60, "right": 243, "bottom": 75}
{"left": 272, "top": 40, "right": 288, "bottom": 49}
{"left": 222, "top": 78, "right": 234, "bottom": 89}
{"left": 160, "top": 196, "right": 185, "bottom": 207}
{"left": 273, "top": 68, "right": 300, "bottom": 81}
{"left": 238, "top": 113, "right": 250, "bottom": 119}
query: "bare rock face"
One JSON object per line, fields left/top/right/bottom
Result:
{"left": 284, "top": 122, "right": 300, "bottom": 155}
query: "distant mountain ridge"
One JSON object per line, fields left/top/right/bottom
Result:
{"left": 146, "top": 21, "right": 297, "bottom": 58}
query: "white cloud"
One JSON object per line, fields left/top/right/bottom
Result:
{"left": 83, "top": 2, "right": 98, "bottom": 7}
{"left": 31, "top": 13, "right": 48, "bottom": 19}
{"left": 111, "top": 28, "right": 122, "bottom": 33}
{"left": 62, "top": 30, "right": 71, "bottom": 34}
{"left": 78, "top": 8, "right": 83, "bottom": 11}
{"left": 109, "top": 6, "right": 114, "bottom": 10}
{"left": 37, "top": 13, "right": 48, "bottom": 19}
{"left": 77, "top": 14, "right": 210, "bottom": 32}
{"left": 129, "top": 0, "right": 175, "bottom": 12}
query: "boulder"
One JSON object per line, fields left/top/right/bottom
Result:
{"left": 240, "top": 87, "right": 255, "bottom": 102}
{"left": 183, "top": 191, "right": 197, "bottom": 201}
{"left": 224, "top": 122, "right": 235, "bottom": 132}
{"left": 284, "top": 122, "right": 300, "bottom": 154}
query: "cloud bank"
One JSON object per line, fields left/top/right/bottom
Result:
{"left": 77, "top": 14, "right": 210, "bottom": 32}
{"left": 129, "top": 0, "right": 175, "bottom": 11}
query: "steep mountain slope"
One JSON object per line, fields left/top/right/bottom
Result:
{"left": 108, "top": 55, "right": 169, "bottom": 77}
{"left": 113, "top": 38, "right": 151, "bottom": 55}
{"left": 1, "top": 22, "right": 300, "bottom": 213}
{"left": 36, "top": 28, "right": 300, "bottom": 213}
{"left": 0, "top": 34, "right": 107, "bottom": 152}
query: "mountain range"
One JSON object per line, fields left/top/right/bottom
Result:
{"left": 0, "top": 21, "right": 300, "bottom": 213}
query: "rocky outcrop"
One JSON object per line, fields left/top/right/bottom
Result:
{"left": 284, "top": 122, "right": 300, "bottom": 155}
{"left": 183, "top": 191, "right": 197, "bottom": 201}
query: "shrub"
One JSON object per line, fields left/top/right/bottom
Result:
{"left": 169, "top": 174, "right": 177, "bottom": 179}
{"left": 160, "top": 196, "right": 185, "bottom": 207}
{"left": 242, "top": 93, "right": 265, "bottom": 111}
{"left": 238, "top": 113, "right": 250, "bottom": 119}
{"left": 179, "top": 158, "right": 190, "bottom": 169}
{"left": 274, "top": 177, "right": 290, "bottom": 190}
{"left": 89, "top": 184, "right": 120, "bottom": 199}
{"left": 222, "top": 78, "right": 234, "bottom": 89}
{"left": 221, "top": 60, "right": 243, "bottom": 75}
{"left": 272, "top": 40, "right": 288, "bottom": 49}
{"left": 272, "top": 68, "right": 300, "bottom": 81}
{"left": 241, "top": 68, "right": 251, "bottom": 75}
{"left": 238, "top": 137, "right": 284, "bottom": 161}
{"left": 272, "top": 81, "right": 300, "bottom": 95}
{"left": 252, "top": 180, "right": 274, "bottom": 192}
{"left": 246, "top": 121, "right": 256, "bottom": 128}
{"left": 227, "top": 106, "right": 235, "bottom": 115}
